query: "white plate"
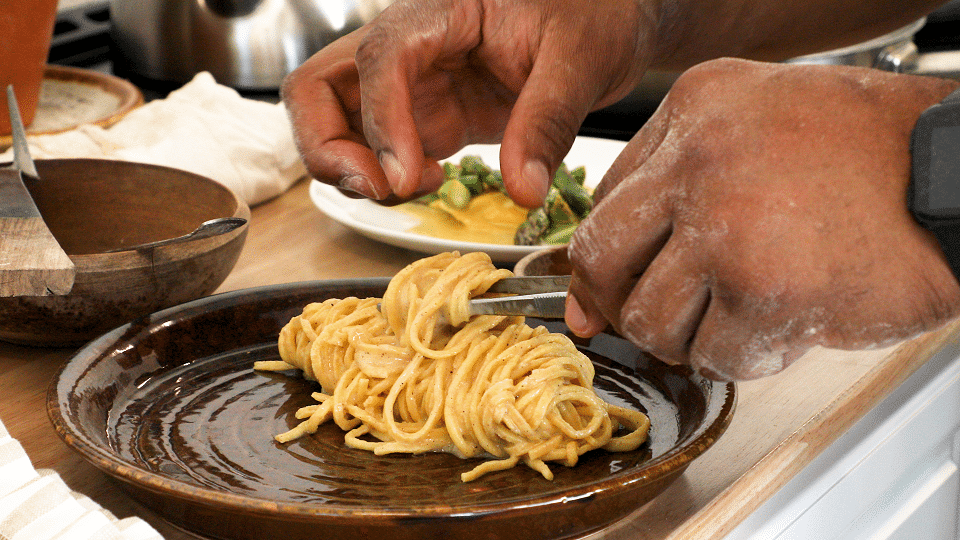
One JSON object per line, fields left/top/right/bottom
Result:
{"left": 310, "top": 136, "right": 628, "bottom": 263}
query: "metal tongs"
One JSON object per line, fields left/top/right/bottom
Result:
{"left": 471, "top": 275, "right": 570, "bottom": 318}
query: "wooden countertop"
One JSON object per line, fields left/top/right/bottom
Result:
{"left": 1, "top": 177, "right": 957, "bottom": 540}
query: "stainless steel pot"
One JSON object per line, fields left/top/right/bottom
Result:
{"left": 112, "top": 2, "right": 960, "bottom": 114}
{"left": 782, "top": 16, "right": 960, "bottom": 80}
{"left": 784, "top": 18, "right": 927, "bottom": 72}
{"left": 110, "top": 0, "right": 393, "bottom": 90}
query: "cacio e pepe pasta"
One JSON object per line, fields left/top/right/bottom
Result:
{"left": 255, "top": 251, "right": 649, "bottom": 481}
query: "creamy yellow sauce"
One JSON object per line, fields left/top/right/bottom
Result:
{"left": 399, "top": 192, "right": 529, "bottom": 245}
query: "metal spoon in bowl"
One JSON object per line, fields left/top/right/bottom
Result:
{"left": 105, "top": 217, "right": 247, "bottom": 253}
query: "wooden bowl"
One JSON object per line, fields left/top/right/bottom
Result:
{"left": 0, "top": 159, "right": 249, "bottom": 346}
{"left": 513, "top": 245, "right": 571, "bottom": 276}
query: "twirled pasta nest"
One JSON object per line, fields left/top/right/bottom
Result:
{"left": 256, "top": 251, "right": 649, "bottom": 481}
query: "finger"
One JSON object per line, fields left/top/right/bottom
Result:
{"left": 567, "top": 133, "right": 679, "bottom": 332}
{"left": 568, "top": 186, "right": 673, "bottom": 330}
{"left": 355, "top": 2, "right": 476, "bottom": 198}
{"left": 565, "top": 104, "right": 675, "bottom": 335}
{"left": 496, "top": 12, "right": 652, "bottom": 208}
{"left": 282, "top": 29, "right": 396, "bottom": 200}
{"left": 497, "top": 49, "right": 597, "bottom": 208}
{"left": 565, "top": 275, "right": 609, "bottom": 338}
{"left": 689, "top": 300, "right": 813, "bottom": 381}
{"left": 358, "top": 58, "right": 428, "bottom": 199}
{"left": 616, "top": 235, "right": 710, "bottom": 364}
{"left": 688, "top": 309, "right": 786, "bottom": 381}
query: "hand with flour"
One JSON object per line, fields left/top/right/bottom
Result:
{"left": 566, "top": 59, "right": 960, "bottom": 379}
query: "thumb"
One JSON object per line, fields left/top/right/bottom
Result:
{"left": 497, "top": 47, "right": 605, "bottom": 208}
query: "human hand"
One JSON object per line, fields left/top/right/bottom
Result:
{"left": 281, "top": 0, "right": 657, "bottom": 207}
{"left": 565, "top": 58, "right": 960, "bottom": 380}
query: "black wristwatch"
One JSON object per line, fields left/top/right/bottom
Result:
{"left": 909, "top": 85, "right": 960, "bottom": 280}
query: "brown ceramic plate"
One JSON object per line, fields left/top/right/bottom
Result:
{"left": 48, "top": 279, "right": 735, "bottom": 540}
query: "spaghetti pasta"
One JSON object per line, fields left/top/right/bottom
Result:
{"left": 256, "top": 251, "right": 650, "bottom": 481}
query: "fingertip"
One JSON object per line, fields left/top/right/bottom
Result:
{"left": 379, "top": 150, "right": 443, "bottom": 199}
{"left": 521, "top": 160, "right": 551, "bottom": 205}
{"left": 379, "top": 151, "right": 411, "bottom": 196}
{"left": 341, "top": 172, "right": 401, "bottom": 200}
{"left": 566, "top": 294, "right": 590, "bottom": 335}
{"left": 410, "top": 165, "right": 440, "bottom": 201}
{"left": 502, "top": 158, "right": 550, "bottom": 208}
{"left": 339, "top": 175, "right": 379, "bottom": 198}
{"left": 565, "top": 294, "right": 606, "bottom": 337}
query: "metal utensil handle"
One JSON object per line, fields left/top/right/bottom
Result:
{"left": 469, "top": 291, "right": 567, "bottom": 318}
{"left": 487, "top": 275, "right": 571, "bottom": 294}
{"left": 105, "top": 217, "right": 247, "bottom": 253}
{"left": 5, "top": 86, "right": 39, "bottom": 179}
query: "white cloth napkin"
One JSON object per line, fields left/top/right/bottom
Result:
{"left": 0, "top": 72, "right": 307, "bottom": 207}
{"left": 0, "top": 419, "right": 164, "bottom": 540}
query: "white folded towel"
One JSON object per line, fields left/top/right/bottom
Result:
{"left": 0, "top": 419, "right": 164, "bottom": 540}
{"left": 0, "top": 71, "right": 307, "bottom": 207}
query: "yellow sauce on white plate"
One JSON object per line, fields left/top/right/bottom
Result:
{"left": 398, "top": 192, "right": 529, "bottom": 246}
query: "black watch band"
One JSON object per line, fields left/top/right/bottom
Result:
{"left": 909, "top": 85, "right": 960, "bottom": 283}
{"left": 923, "top": 221, "right": 960, "bottom": 280}
{"left": 942, "top": 87, "right": 960, "bottom": 105}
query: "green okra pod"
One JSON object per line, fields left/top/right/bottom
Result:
{"left": 483, "top": 170, "right": 505, "bottom": 192}
{"left": 438, "top": 179, "right": 472, "bottom": 209}
{"left": 540, "top": 223, "right": 578, "bottom": 245}
{"left": 571, "top": 165, "right": 586, "bottom": 185}
{"left": 460, "top": 155, "right": 493, "bottom": 178}
{"left": 514, "top": 207, "right": 550, "bottom": 246}
{"left": 458, "top": 174, "right": 484, "bottom": 196}
{"left": 443, "top": 162, "right": 461, "bottom": 182}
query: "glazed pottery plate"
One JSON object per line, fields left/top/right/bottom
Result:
{"left": 49, "top": 279, "right": 735, "bottom": 540}
{"left": 0, "top": 65, "right": 143, "bottom": 148}
{"left": 310, "top": 136, "right": 628, "bottom": 263}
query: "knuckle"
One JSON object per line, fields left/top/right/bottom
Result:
{"left": 568, "top": 212, "right": 621, "bottom": 287}
{"left": 619, "top": 313, "right": 673, "bottom": 364}
{"left": 618, "top": 285, "right": 688, "bottom": 365}
{"left": 355, "top": 29, "right": 387, "bottom": 67}
{"left": 355, "top": 10, "right": 411, "bottom": 67}
{"left": 673, "top": 57, "right": 750, "bottom": 88}
{"left": 279, "top": 69, "right": 300, "bottom": 104}
{"left": 567, "top": 217, "right": 598, "bottom": 266}
{"left": 663, "top": 57, "right": 759, "bottom": 115}
{"left": 687, "top": 342, "right": 765, "bottom": 381}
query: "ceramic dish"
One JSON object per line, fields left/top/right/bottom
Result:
{"left": 0, "top": 65, "right": 143, "bottom": 148}
{"left": 310, "top": 136, "right": 628, "bottom": 263}
{"left": 49, "top": 279, "right": 735, "bottom": 540}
